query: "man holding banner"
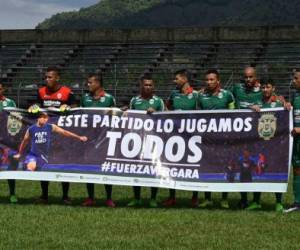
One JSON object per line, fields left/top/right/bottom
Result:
{"left": 164, "top": 69, "right": 199, "bottom": 207}
{"left": 80, "top": 73, "right": 116, "bottom": 208}
{"left": 0, "top": 82, "right": 18, "bottom": 204}
{"left": 127, "top": 73, "right": 165, "bottom": 208}
{"left": 231, "top": 66, "right": 263, "bottom": 209}
{"left": 197, "top": 69, "right": 235, "bottom": 209}
{"left": 28, "top": 66, "right": 77, "bottom": 204}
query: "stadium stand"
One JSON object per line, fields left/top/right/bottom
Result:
{"left": 0, "top": 27, "right": 299, "bottom": 107}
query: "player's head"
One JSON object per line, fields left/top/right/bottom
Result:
{"left": 243, "top": 150, "right": 251, "bottom": 159}
{"left": 87, "top": 73, "right": 102, "bottom": 94}
{"left": 37, "top": 112, "right": 49, "bottom": 126}
{"left": 261, "top": 78, "right": 275, "bottom": 98}
{"left": 0, "top": 82, "right": 4, "bottom": 97}
{"left": 293, "top": 69, "right": 300, "bottom": 90}
{"left": 45, "top": 66, "right": 60, "bottom": 89}
{"left": 205, "top": 69, "right": 220, "bottom": 92}
{"left": 140, "top": 73, "right": 154, "bottom": 97}
{"left": 243, "top": 67, "right": 257, "bottom": 87}
{"left": 174, "top": 69, "right": 190, "bottom": 89}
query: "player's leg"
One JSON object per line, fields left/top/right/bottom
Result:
{"left": 163, "top": 189, "right": 176, "bottom": 207}
{"left": 128, "top": 186, "right": 142, "bottom": 207}
{"left": 7, "top": 152, "right": 18, "bottom": 203}
{"left": 275, "top": 193, "right": 283, "bottom": 212}
{"left": 246, "top": 192, "right": 262, "bottom": 210}
{"left": 149, "top": 187, "right": 158, "bottom": 208}
{"left": 104, "top": 184, "right": 115, "bottom": 208}
{"left": 82, "top": 183, "right": 95, "bottom": 206}
{"left": 199, "top": 192, "right": 213, "bottom": 208}
{"left": 191, "top": 191, "right": 199, "bottom": 208}
{"left": 61, "top": 182, "right": 71, "bottom": 205}
{"left": 220, "top": 192, "right": 229, "bottom": 209}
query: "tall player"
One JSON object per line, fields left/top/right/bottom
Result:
{"left": 28, "top": 66, "right": 77, "bottom": 204}
{"left": 285, "top": 69, "right": 300, "bottom": 212}
{"left": 163, "top": 69, "right": 199, "bottom": 207}
{"left": 0, "top": 82, "right": 18, "bottom": 203}
{"left": 198, "top": 69, "right": 235, "bottom": 209}
{"left": 231, "top": 66, "right": 263, "bottom": 209}
{"left": 127, "top": 73, "right": 165, "bottom": 208}
{"left": 80, "top": 73, "right": 116, "bottom": 208}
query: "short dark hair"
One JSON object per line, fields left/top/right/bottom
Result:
{"left": 205, "top": 69, "right": 220, "bottom": 80}
{"left": 140, "top": 73, "right": 153, "bottom": 82}
{"left": 261, "top": 78, "right": 275, "bottom": 86}
{"left": 88, "top": 73, "right": 103, "bottom": 86}
{"left": 174, "top": 69, "right": 191, "bottom": 81}
{"left": 46, "top": 66, "right": 60, "bottom": 75}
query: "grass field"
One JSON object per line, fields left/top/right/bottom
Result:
{"left": 0, "top": 180, "right": 299, "bottom": 250}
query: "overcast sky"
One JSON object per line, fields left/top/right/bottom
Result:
{"left": 0, "top": 0, "right": 99, "bottom": 29}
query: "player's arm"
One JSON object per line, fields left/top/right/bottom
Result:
{"left": 277, "top": 95, "right": 292, "bottom": 110}
{"left": 52, "top": 124, "right": 87, "bottom": 142}
{"left": 14, "top": 130, "right": 30, "bottom": 159}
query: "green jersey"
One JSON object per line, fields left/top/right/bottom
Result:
{"left": 167, "top": 88, "right": 198, "bottom": 110}
{"left": 81, "top": 92, "right": 115, "bottom": 108}
{"left": 231, "top": 83, "right": 263, "bottom": 109}
{"left": 262, "top": 95, "right": 283, "bottom": 109}
{"left": 130, "top": 95, "right": 164, "bottom": 111}
{"left": 198, "top": 89, "right": 235, "bottom": 110}
{"left": 0, "top": 97, "right": 16, "bottom": 111}
{"left": 292, "top": 90, "right": 300, "bottom": 128}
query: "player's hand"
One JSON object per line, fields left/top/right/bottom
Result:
{"left": 28, "top": 104, "right": 40, "bottom": 114}
{"left": 250, "top": 105, "right": 260, "bottom": 112}
{"left": 284, "top": 102, "right": 292, "bottom": 111}
{"left": 59, "top": 104, "right": 71, "bottom": 112}
{"left": 147, "top": 107, "right": 155, "bottom": 114}
{"left": 291, "top": 128, "right": 300, "bottom": 136}
{"left": 120, "top": 106, "right": 128, "bottom": 111}
{"left": 13, "top": 154, "right": 21, "bottom": 160}
{"left": 79, "top": 136, "right": 88, "bottom": 142}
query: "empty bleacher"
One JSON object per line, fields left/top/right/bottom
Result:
{"left": 0, "top": 39, "right": 299, "bottom": 108}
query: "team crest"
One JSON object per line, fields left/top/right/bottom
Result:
{"left": 7, "top": 112, "right": 23, "bottom": 136}
{"left": 258, "top": 113, "right": 277, "bottom": 140}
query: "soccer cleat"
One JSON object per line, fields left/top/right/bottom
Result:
{"left": 62, "top": 197, "right": 72, "bottom": 205}
{"left": 105, "top": 199, "right": 116, "bottom": 208}
{"left": 82, "top": 198, "right": 96, "bottom": 207}
{"left": 283, "top": 203, "right": 300, "bottom": 213}
{"left": 127, "top": 199, "right": 142, "bottom": 207}
{"left": 9, "top": 195, "right": 18, "bottom": 204}
{"left": 191, "top": 197, "right": 199, "bottom": 208}
{"left": 35, "top": 196, "right": 48, "bottom": 205}
{"left": 162, "top": 198, "right": 176, "bottom": 207}
{"left": 245, "top": 202, "right": 262, "bottom": 211}
{"left": 198, "top": 199, "right": 213, "bottom": 208}
{"left": 275, "top": 203, "right": 284, "bottom": 212}
{"left": 220, "top": 199, "right": 230, "bottom": 209}
{"left": 149, "top": 199, "right": 158, "bottom": 208}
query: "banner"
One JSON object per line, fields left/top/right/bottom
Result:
{"left": 0, "top": 107, "right": 292, "bottom": 192}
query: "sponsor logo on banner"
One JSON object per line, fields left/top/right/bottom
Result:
{"left": 258, "top": 113, "right": 277, "bottom": 140}
{"left": 7, "top": 112, "right": 22, "bottom": 136}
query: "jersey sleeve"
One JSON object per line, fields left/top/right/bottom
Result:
{"left": 227, "top": 91, "right": 235, "bottom": 110}
{"left": 111, "top": 96, "right": 116, "bottom": 107}
{"left": 67, "top": 91, "right": 77, "bottom": 106}
{"left": 158, "top": 98, "right": 165, "bottom": 111}
{"left": 129, "top": 97, "right": 135, "bottom": 109}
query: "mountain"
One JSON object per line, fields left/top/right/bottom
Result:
{"left": 36, "top": 0, "right": 300, "bottom": 29}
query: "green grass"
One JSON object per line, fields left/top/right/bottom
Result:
{"left": 0, "top": 180, "right": 299, "bottom": 250}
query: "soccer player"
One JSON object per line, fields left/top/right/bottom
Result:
{"left": 197, "top": 69, "right": 235, "bottom": 209}
{"left": 247, "top": 79, "right": 288, "bottom": 212}
{"left": 231, "top": 66, "right": 263, "bottom": 209}
{"left": 285, "top": 69, "right": 300, "bottom": 213}
{"left": 14, "top": 112, "right": 87, "bottom": 173}
{"left": 127, "top": 73, "right": 165, "bottom": 208}
{"left": 163, "top": 69, "right": 199, "bottom": 207}
{"left": 80, "top": 73, "right": 116, "bottom": 208}
{"left": 28, "top": 66, "right": 77, "bottom": 204}
{"left": 0, "top": 82, "right": 18, "bottom": 203}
